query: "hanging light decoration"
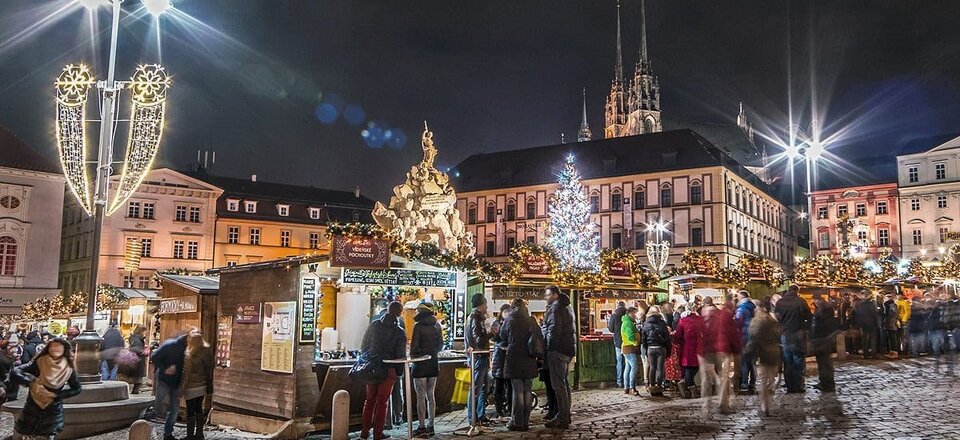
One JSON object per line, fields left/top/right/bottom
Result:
{"left": 54, "top": 64, "right": 96, "bottom": 215}
{"left": 645, "top": 219, "right": 670, "bottom": 274}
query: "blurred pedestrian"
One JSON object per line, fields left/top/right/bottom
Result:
{"left": 491, "top": 304, "right": 512, "bottom": 419}
{"left": 674, "top": 308, "right": 704, "bottom": 398}
{"left": 10, "top": 337, "right": 82, "bottom": 439}
{"left": 181, "top": 331, "right": 213, "bottom": 440}
{"left": 896, "top": 294, "right": 911, "bottom": 354}
{"left": 942, "top": 293, "right": 960, "bottom": 374}
{"left": 99, "top": 320, "right": 124, "bottom": 380}
{"left": 746, "top": 297, "right": 781, "bottom": 416}
{"left": 811, "top": 294, "right": 839, "bottom": 392}
{"left": 359, "top": 301, "right": 406, "bottom": 440}
{"left": 908, "top": 295, "right": 929, "bottom": 357}
{"left": 501, "top": 299, "right": 543, "bottom": 432}
{"left": 641, "top": 306, "right": 671, "bottom": 396}
{"left": 774, "top": 285, "right": 812, "bottom": 394}
{"left": 607, "top": 301, "right": 627, "bottom": 389}
{"left": 734, "top": 290, "right": 757, "bottom": 393}
{"left": 928, "top": 293, "right": 947, "bottom": 371}
{"left": 126, "top": 325, "right": 148, "bottom": 394}
{"left": 853, "top": 291, "right": 880, "bottom": 358}
{"left": 542, "top": 286, "right": 575, "bottom": 429}
{"left": 465, "top": 293, "right": 492, "bottom": 425}
{"left": 700, "top": 304, "right": 740, "bottom": 414}
{"left": 20, "top": 331, "right": 41, "bottom": 364}
{"left": 881, "top": 294, "right": 900, "bottom": 356}
{"left": 152, "top": 332, "right": 188, "bottom": 440}
{"left": 621, "top": 307, "right": 641, "bottom": 396}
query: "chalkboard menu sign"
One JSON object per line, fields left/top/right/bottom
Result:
{"left": 341, "top": 268, "right": 458, "bottom": 288}
{"left": 577, "top": 294, "right": 590, "bottom": 335}
{"left": 299, "top": 277, "right": 318, "bottom": 343}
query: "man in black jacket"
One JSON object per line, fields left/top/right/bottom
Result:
{"left": 853, "top": 290, "right": 880, "bottom": 358}
{"left": 542, "top": 286, "right": 576, "bottom": 429}
{"left": 774, "top": 285, "right": 812, "bottom": 393}
{"left": 99, "top": 321, "right": 124, "bottom": 381}
{"left": 811, "top": 294, "right": 839, "bottom": 392}
{"left": 608, "top": 301, "right": 627, "bottom": 389}
{"left": 465, "top": 293, "right": 492, "bottom": 425}
{"left": 359, "top": 301, "right": 407, "bottom": 440}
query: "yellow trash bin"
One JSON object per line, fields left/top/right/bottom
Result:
{"left": 451, "top": 367, "right": 472, "bottom": 405}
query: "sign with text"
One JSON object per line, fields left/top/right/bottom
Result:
{"left": 299, "top": 277, "right": 319, "bottom": 343}
{"left": 608, "top": 261, "right": 633, "bottom": 278}
{"left": 420, "top": 193, "right": 453, "bottom": 211}
{"left": 521, "top": 254, "right": 551, "bottom": 276}
{"left": 261, "top": 301, "right": 296, "bottom": 374}
{"left": 216, "top": 315, "right": 233, "bottom": 368}
{"left": 331, "top": 235, "right": 391, "bottom": 268}
{"left": 158, "top": 296, "right": 198, "bottom": 315}
{"left": 342, "top": 268, "right": 458, "bottom": 288}
{"left": 233, "top": 303, "right": 262, "bottom": 324}
{"left": 491, "top": 285, "right": 545, "bottom": 301}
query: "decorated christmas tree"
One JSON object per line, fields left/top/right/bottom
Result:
{"left": 547, "top": 154, "right": 600, "bottom": 271}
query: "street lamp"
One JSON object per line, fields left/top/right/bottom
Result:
{"left": 645, "top": 220, "right": 670, "bottom": 275}
{"left": 56, "top": 0, "right": 172, "bottom": 383}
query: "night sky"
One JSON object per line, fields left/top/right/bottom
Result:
{"left": 2, "top": 0, "right": 960, "bottom": 200}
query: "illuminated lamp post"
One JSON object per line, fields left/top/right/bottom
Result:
{"left": 645, "top": 220, "right": 670, "bottom": 275}
{"left": 783, "top": 122, "right": 824, "bottom": 255}
{"left": 57, "top": 0, "right": 172, "bottom": 383}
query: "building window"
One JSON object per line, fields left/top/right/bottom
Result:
{"left": 908, "top": 166, "right": 919, "bottom": 183}
{"left": 505, "top": 201, "right": 516, "bottom": 221}
{"left": 690, "top": 184, "right": 703, "bottom": 205}
{"left": 175, "top": 205, "right": 188, "bottom": 222}
{"left": 187, "top": 241, "right": 199, "bottom": 259}
{"left": 189, "top": 207, "right": 201, "bottom": 223}
{"left": 486, "top": 203, "right": 496, "bottom": 222}
{"left": 660, "top": 185, "right": 673, "bottom": 207}
{"left": 878, "top": 228, "right": 890, "bottom": 247}
{"left": 281, "top": 230, "right": 291, "bottom": 247}
{"left": 857, "top": 230, "right": 868, "bottom": 241}
{"left": 0, "top": 236, "right": 17, "bottom": 276}
{"left": 309, "top": 232, "right": 320, "bottom": 249}
{"left": 485, "top": 240, "right": 496, "bottom": 256}
{"left": 245, "top": 201, "right": 257, "bottom": 213}
{"left": 127, "top": 201, "right": 141, "bottom": 218}
{"left": 590, "top": 194, "right": 600, "bottom": 213}
{"left": 817, "top": 206, "right": 828, "bottom": 219}
{"left": 837, "top": 204, "right": 848, "bottom": 218}
{"left": 936, "top": 163, "right": 946, "bottom": 180}
{"left": 250, "top": 228, "right": 261, "bottom": 245}
{"left": 634, "top": 189, "right": 645, "bottom": 209}
{"left": 940, "top": 227, "right": 949, "bottom": 244}
{"left": 173, "top": 240, "right": 184, "bottom": 259}
{"left": 0, "top": 196, "right": 20, "bottom": 210}
{"left": 818, "top": 232, "right": 830, "bottom": 250}
{"left": 913, "top": 230, "right": 922, "bottom": 245}
{"left": 690, "top": 227, "right": 704, "bottom": 246}
{"left": 278, "top": 204, "right": 290, "bottom": 217}
{"left": 911, "top": 198, "right": 921, "bottom": 211}
{"left": 468, "top": 206, "right": 478, "bottom": 224}
{"left": 855, "top": 203, "right": 866, "bottom": 217}
{"left": 526, "top": 199, "right": 536, "bottom": 218}
{"left": 226, "top": 261, "right": 238, "bottom": 267}
{"left": 143, "top": 202, "right": 155, "bottom": 220}
{"left": 122, "top": 274, "right": 134, "bottom": 288}
{"left": 876, "top": 201, "right": 888, "bottom": 215}
{"left": 140, "top": 238, "right": 152, "bottom": 257}
{"left": 611, "top": 192, "right": 622, "bottom": 212}
{"left": 506, "top": 236, "right": 516, "bottom": 250}
{"left": 138, "top": 276, "right": 150, "bottom": 289}
{"left": 938, "top": 195, "right": 948, "bottom": 209}
{"left": 227, "top": 199, "right": 239, "bottom": 212}
{"left": 635, "top": 231, "right": 646, "bottom": 249}
{"left": 611, "top": 231, "right": 622, "bottom": 249}
{"left": 309, "top": 207, "right": 321, "bottom": 220}
{"left": 228, "top": 226, "right": 239, "bottom": 244}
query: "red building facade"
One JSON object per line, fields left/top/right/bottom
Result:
{"left": 810, "top": 182, "right": 900, "bottom": 259}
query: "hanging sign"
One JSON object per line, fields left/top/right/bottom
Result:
{"left": 330, "top": 235, "right": 391, "bottom": 268}
{"left": 261, "top": 301, "right": 296, "bottom": 374}
{"left": 342, "top": 268, "right": 458, "bottom": 288}
{"left": 216, "top": 315, "right": 233, "bottom": 368}
{"left": 608, "top": 261, "right": 633, "bottom": 278}
{"left": 299, "top": 277, "right": 318, "bottom": 343}
{"left": 521, "top": 255, "right": 551, "bottom": 276}
{"left": 491, "top": 285, "right": 544, "bottom": 301}
{"left": 233, "top": 303, "right": 262, "bottom": 324}
{"left": 158, "top": 296, "right": 198, "bottom": 315}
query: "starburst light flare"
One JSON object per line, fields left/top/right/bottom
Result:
{"left": 106, "top": 64, "right": 172, "bottom": 215}
{"left": 55, "top": 63, "right": 96, "bottom": 215}
{"left": 546, "top": 154, "right": 600, "bottom": 271}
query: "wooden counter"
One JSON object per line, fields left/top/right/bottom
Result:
{"left": 577, "top": 339, "right": 617, "bottom": 385}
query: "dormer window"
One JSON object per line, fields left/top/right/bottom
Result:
{"left": 227, "top": 199, "right": 240, "bottom": 212}
{"left": 244, "top": 201, "right": 257, "bottom": 213}
{"left": 278, "top": 204, "right": 290, "bottom": 217}
{"left": 309, "top": 207, "right": 321, "bottom": 220}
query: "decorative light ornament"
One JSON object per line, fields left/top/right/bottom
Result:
{"left": 546, "top": 154, "right": 600, "bottom": 272}
{"left": 54, "top": 64, "right": 96, "bottom": 215}
{"left": 107, "top": 64, "right": 172, "bottom": 215}
{"left": 645, "top": 220, "right": 670, "bottom": 274}
{"left": 142, "top": 0, "right": 173, "bottom": 17}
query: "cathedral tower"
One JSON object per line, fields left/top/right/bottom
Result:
{"left": 578, "top": 88, "right": 592, "bottom": 142}
{"left": 604, "top": 0, "right": 662, "bottom": 138}
{"left": 604, "top": 1, "right": 629, "bottom": 139}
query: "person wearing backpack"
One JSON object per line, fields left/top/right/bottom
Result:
{"left": 641, "top": 306, "right": 671, "bottom": 396}
{"left": 359, "top": 301, "right": 407, "bottom": 440}
{"left": 541, "top": 286, "right": 576, "bottom": 429}
{"left": 500, "top": 299, "right": 543, "bottom": 432}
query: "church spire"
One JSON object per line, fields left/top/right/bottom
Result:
{"left": 639, "top": 0, "right": 648, "bottom": 62}
{"left": 578, "top": 87, "right": 592, "bottom": 142}
{"left": 615, "top": 0, "right": 624, "bottom": 83}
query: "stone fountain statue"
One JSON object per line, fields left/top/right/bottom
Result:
{"left": 373, "top": 122, "right": 475, "bottom": 255}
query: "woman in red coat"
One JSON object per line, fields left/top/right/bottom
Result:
{"left": 673, "top": 310, "right": 704, "bottom": 398}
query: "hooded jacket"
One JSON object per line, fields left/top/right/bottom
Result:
{"left": 607, "top": 305, "right": 627, "bottom": 348}
{"left": 673, "top": 313, "right": 704, "bottom": 367}
{"left": 151, "top": 335, "right": 188, "bottom": 386}
{"left": 542, "top": 292, "right": 577, "bottom": 357}
{"left": 620, "top": 315, "right": 640, "bottom": 354}
{"left": 361, "top": 313, "right": 407, "bottom": 375}
{"left": 734, "top": 299, "right": 756, "bottom": 343}
{"left": 500, "top": 306, "right": 541, "bottom": 379}
{"left": 641, "top": 314, "right": 671, "bottom": 349}
{"left": 410, "top": 310, "right": 443, "bottom": 378}
{"left": 701, "top": 307, "right": 742, "bottom": 356}
{"left": 99, "top": 326, "right": 125, "bottom": 361}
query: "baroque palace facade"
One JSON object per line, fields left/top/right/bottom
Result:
{"left": 451, "top": 130, "right": 797, "bottom": 273}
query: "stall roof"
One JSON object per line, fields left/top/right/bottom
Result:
{"left": 117, "top": 288, "right": 159, "bottom": 299}
{"left": 158, "top": 274, "right": 220, "bottom": 295}
{"left": 207, "top": 254, "right": 330, "bottom": 275}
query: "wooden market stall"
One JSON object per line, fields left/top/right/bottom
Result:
{"left": 156, "top": 274, "right": 219, "bottom": 344}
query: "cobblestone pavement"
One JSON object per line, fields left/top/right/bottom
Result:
{"left": 3, "top": 356, "right": 957, "bottom": 439}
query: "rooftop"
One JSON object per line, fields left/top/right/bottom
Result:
{"left": 0, "top": 125, "right": 59, "bottom": 174}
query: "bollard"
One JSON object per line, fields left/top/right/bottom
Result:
{"left": 836, "top": 332, "right": 847, "bottom": 361}
{"left": 128, "top": 419, "right": 152, "bottom": 440}
{"left": 331, "top": 389, "right": 350, "bottom": 440}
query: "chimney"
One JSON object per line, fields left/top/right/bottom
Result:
{"left": 354, "top": 185, "right": 361, "bottom": 198}
{"left": 251, "top": 174, "right": 257, "bottom": 182}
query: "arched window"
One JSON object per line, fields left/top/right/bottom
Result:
{"left": 611, "top": 189, "right": 623, "bottom": 212}
{"left": 0, "top": 236, "right": 17, "bottom": 276}
{"left": 634, "top": 186, "right": 646, "bottom": 209}
{"left": 589, "top": 191, "right": 600, "bottom": 213}
{"left": 643, "top": 117, "right": 655, "bottom": 134}
{"left": 690, "top": 181, "right": 703, "bottom": 205}
{"left": 467, "top": 203, "right": 478, "bottom": 224}
{"left": 486, "top": 201, "right": 497, "bottom": 222}
{"left": 505, "top": 199, "right": 517, "bottom": 221}
{"left": 525, "top": 197, "right": 537, "bottom": 219}
{"left": 660, "top": 183, "right": 673, "bottom": 207}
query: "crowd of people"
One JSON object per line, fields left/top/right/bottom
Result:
{"left": 0, "top": 324, "right": 213, "bottom": 440}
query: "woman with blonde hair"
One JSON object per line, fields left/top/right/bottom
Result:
{"left": 181, "top": 330, "right": 214, "bottom": 440}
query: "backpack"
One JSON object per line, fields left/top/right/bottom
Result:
{"left": 527, "top": 321, "right": 545, "bottom": 359}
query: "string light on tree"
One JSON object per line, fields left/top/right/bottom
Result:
{"left": 546, "top": 154, "right": 600, "bottom": 272}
